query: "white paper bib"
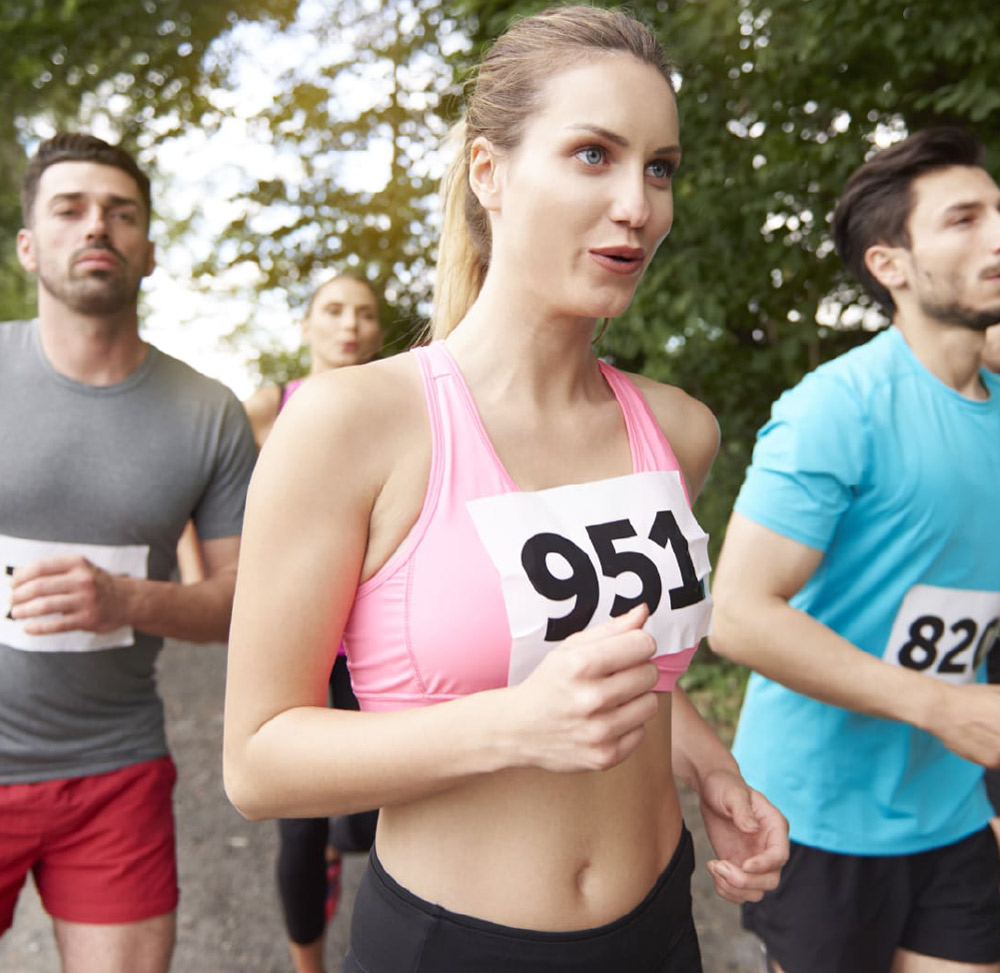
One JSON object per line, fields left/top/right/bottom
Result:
{"left": 0, "top": 533, "right": 148, "bottom": 652}
{"left": 467, "top": 471, "right": 712, "bottom": 685}
{"left": 882, "top": 583, "right": 1000, "bottom": 685}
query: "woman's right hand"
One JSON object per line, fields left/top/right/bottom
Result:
{"left": 502, "top": 603, "right": 660, "bottom": 773}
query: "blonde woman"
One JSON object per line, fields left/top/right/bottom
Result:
{"left": 225, "top": 8, "right": 787, "bottom": 971}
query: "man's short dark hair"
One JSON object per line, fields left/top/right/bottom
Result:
{"left": 832, "top": 127, "right": 985, "bottom": 314}
{"left": 21, "top": 133, "right": 152, "bottom": 228}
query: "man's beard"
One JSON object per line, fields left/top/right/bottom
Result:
{"left": 38, "top": 246, "right": 140, "bottom": 316}
{"left": 918, "top": 294, "right": 1000, "bottom": 333}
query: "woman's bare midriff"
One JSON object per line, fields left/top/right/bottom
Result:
{"left": 372, "top": 696, "right": 683, "bottom": 931}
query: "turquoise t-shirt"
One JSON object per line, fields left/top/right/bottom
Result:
{"left": 732, "top": 326, "right": 1000, "bottom": 855}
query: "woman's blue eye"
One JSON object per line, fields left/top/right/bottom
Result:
{"left": 578, "top": 147, "right": 605, "bottom": 166}
{"left": 647, "top": 160, "right": 674, "bottom": 180}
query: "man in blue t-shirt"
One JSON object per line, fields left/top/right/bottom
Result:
{"left": 985, "top": 323, "right": 1000, "bottom": 828}
{"left": 712, "top": 128, "right": 1000, "bottom": 973}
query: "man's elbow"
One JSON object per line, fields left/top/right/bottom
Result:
{"left": 184, "top": 618, "right": 232, "bottom": 646}
{"left": 707, "top": 591, "right": 757, "bottom": 666}
{"left": 208, "top": 613, "right": 234, "bottom": 645}
{"left": 189, "top": 591, "right": 235, "bottom": 645}
{"left": 189, "top": 567, "right": 238, "bottom": 644}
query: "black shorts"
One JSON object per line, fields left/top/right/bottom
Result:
{"left": 742, "top": 827, "right": 1000, "bottom": 973}
{"left": 986, "top": 770, "right": 1000, "bottom": 817}
{"left": 344, "top": 827, "right": 702, "bottom": 972}
{"left": 988, "top": 648, "right": 1000, "bottom": 815}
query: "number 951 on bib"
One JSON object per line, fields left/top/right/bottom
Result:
{"left": 467, "top": 471, "right": 713, "bottom": 686}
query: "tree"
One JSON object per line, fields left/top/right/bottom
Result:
{"left": 204, "top": 0, "right": 467, "bottom": 381}
{"left": 0, "top": 0, "right": 299, "bottom": 320}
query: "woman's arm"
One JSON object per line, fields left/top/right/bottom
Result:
{"left": 223, "top": 361, "right": 664, "bottom": 820}
{"left": 672, "top": 687, "right": 788, "bottom": 903}
{"left": 635, "top": 376, "right": 788, "bottom": 901}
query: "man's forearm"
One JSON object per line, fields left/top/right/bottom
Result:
{"left": 710, "top": 596, "right": 943, "bottom": 732}
{"left": 118, "top": 569, "right": 237, "bottom": 643}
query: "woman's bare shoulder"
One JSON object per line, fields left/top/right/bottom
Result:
{"left": 262, "top": 352, "right": 431, "bottom": 578}
{"left": 280, "top": 353, "right": 422, "bottom": 434}
{"left": 253, "top": 352, "right": 424, "bottom": 484}
{"left": 244, "top": 382, "right": 282, "bottom": 414}
{"left": 243, "top": 384, "right": 283, "bottom": 446}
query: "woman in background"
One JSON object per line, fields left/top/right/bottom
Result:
{"left": 247, "top": 274, "right": 382, "bottom": 973}
{"left": 244, "top": 275, "right": 383, "bottom": 445}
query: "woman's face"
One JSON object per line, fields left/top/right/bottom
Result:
{"left": 303, "top": 277, "right": 383, "bottom": 370}
{"left": 481, "top": 52, "right": 680, "bottom": 323}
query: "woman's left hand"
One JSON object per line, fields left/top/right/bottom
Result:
{"left": 697, "top": 769, "right": 789, "bottom": 904}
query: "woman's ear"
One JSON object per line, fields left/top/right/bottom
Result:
{"left": 468, "top": 136, "right": 503, "bottom": 212}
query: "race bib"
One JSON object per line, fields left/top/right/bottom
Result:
{"left": 0, "top": 533, "right": 148, "bottom": 653}
{"left": 467, "top": 471, "right": 712, "bottom": 685}
{"left": 882, "top": 584, "right": 1000, "bottom": 685}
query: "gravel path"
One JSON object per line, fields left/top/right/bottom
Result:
{"left": 0, "top": 641, "right": 762, "bottom": 972}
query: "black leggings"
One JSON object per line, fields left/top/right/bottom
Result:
{"left": 276, "top": 654, "right": 378, "bottom": 945}
{"left": 343, "top": 827, "right": 702, "bottom": 972}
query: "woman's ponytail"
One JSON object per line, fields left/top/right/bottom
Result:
{"left": 430, "top": 122, "right": 488, "bottom": 340}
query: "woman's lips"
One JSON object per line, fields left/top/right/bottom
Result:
{"left": 589, "top": 247, "right": 645, "bottom": 275}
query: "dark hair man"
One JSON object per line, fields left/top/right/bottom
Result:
{"left": 711, "top": 127, "right": 1000, "bottom": 973}
{"left": 0, "top": 133, "right": 257, "bottom": 973}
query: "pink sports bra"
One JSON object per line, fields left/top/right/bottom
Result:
{"left": 343, "top": 342, "right": 710, "bottom": 712}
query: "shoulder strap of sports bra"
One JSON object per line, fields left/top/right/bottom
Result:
{"left": 598, "top": 361, "right": 684, "bottom": 485}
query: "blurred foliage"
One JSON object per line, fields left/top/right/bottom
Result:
{"left": 252, "top": 344, "right": 311, "bottom": 386}
{"left": 204, "top": 0, "right": 467, "bottom": 378}
{"left": 680, "top": 651, "right": 750, "bottom": 745}
{"left": 0, "top": 0, "right": 298, "bottom": 321}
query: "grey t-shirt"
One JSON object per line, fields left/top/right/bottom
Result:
{"left": 0, "top": 319, "right": 257, "bottom": 783}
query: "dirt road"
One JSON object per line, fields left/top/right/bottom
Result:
{"left": 0, "top": 640, "right": 762, "bottom": 972}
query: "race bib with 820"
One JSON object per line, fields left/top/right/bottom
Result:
{"left": 467, "top": 471, "right": 712, "bottom": 685}
{"left": 882, "top": 584, "right": 1000, "bottom": 685}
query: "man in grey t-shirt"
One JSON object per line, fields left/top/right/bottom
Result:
{"left": 0, "top": 134, "right": 257, "bottom": 972}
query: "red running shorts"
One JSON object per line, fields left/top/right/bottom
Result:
{"left": 0, "top": 756, "right": 179, "bottom": 929}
